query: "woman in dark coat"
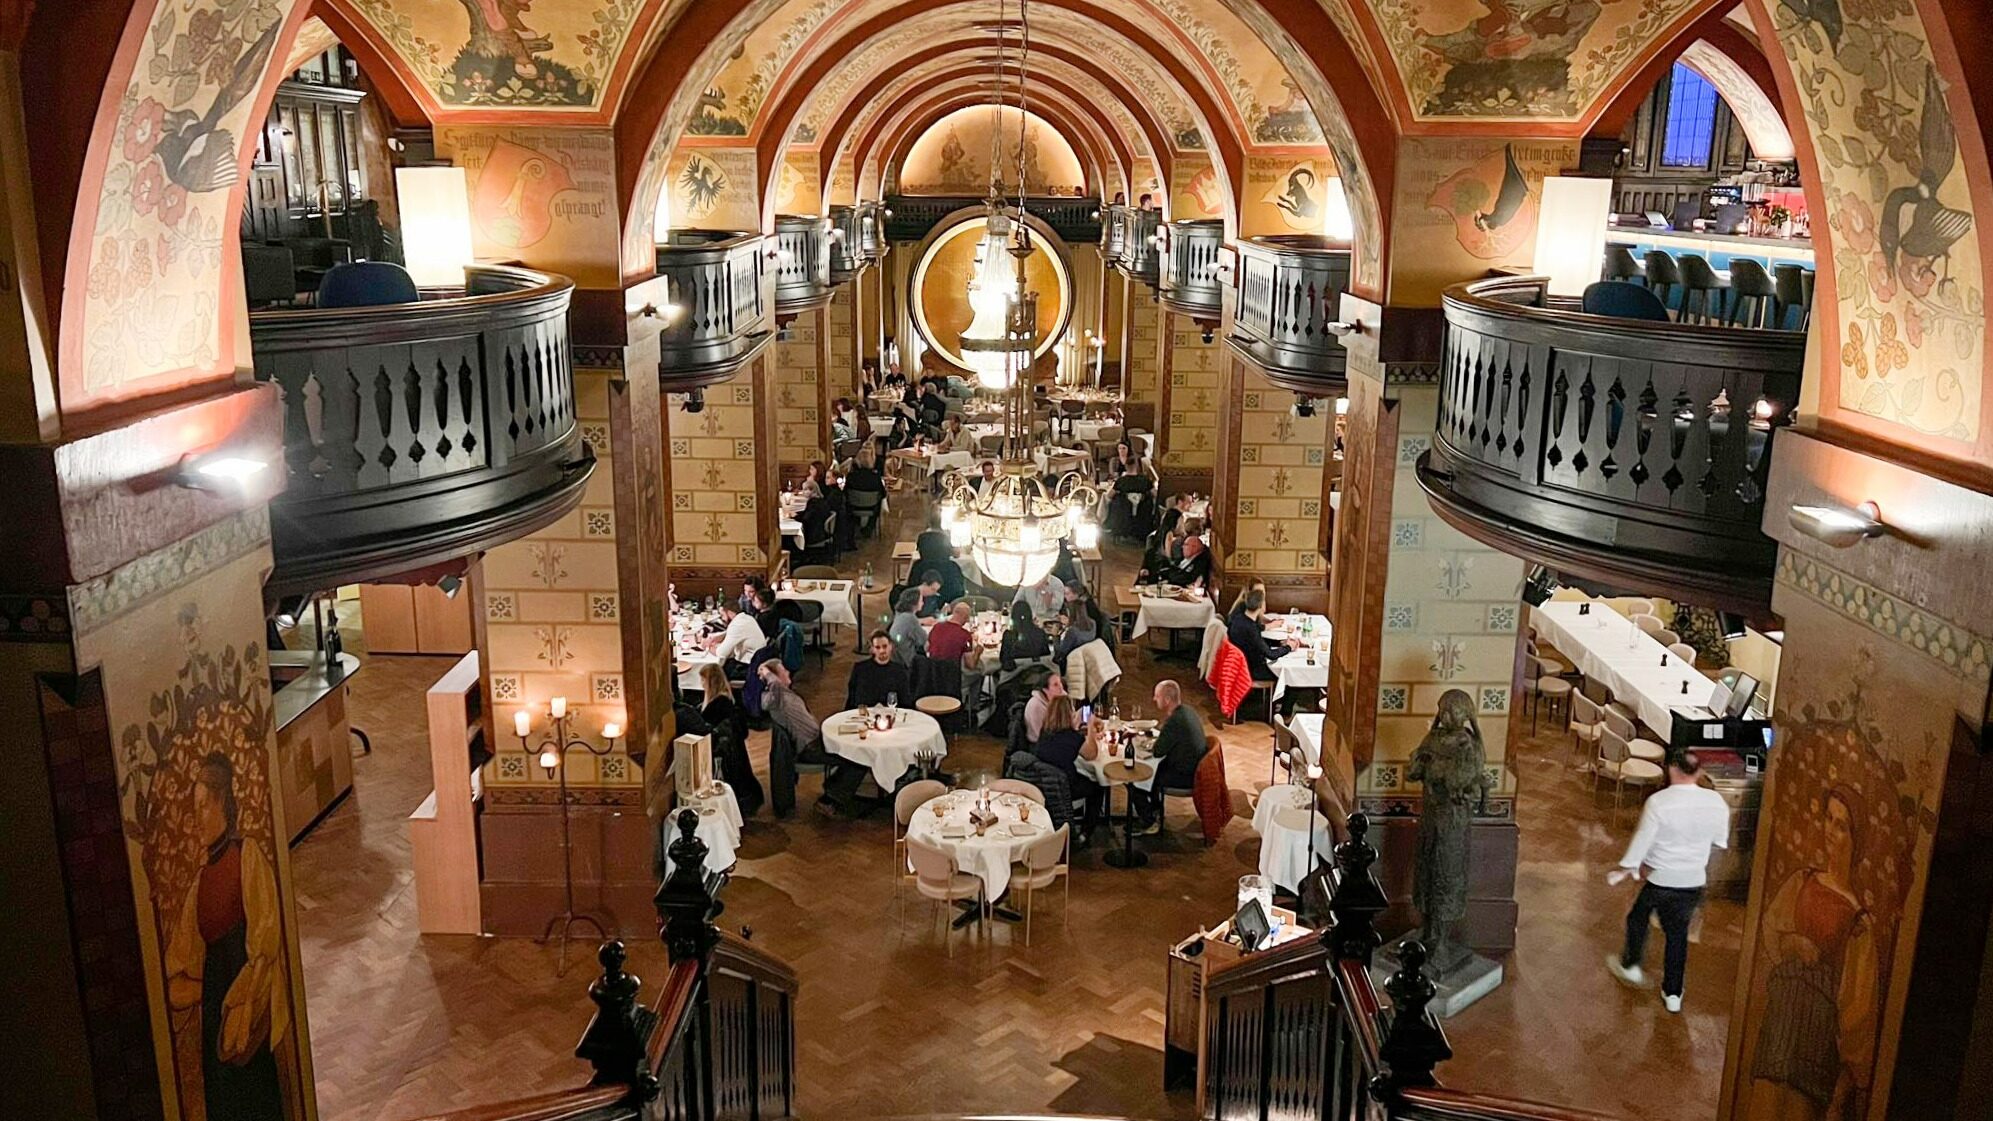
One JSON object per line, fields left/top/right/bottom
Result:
{"left": 699, "top": 664, "right": 765, "bottom": 815}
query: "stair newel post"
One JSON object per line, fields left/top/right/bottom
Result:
{"left": 655, "top": 811, "right": 723, "bottom": 1121}
{"left": 1374, "top": 940, "right": 1453, "bottom": 1095}
{"left": 1324, "top": 811, "right": 1388, "bottom": 966}
{"left": 575, "top": 940, "right": 660, "bottom": 1103}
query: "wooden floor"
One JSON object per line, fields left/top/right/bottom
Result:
{"left": 294, "top": 492, "right": 1741, "bottom": 1121}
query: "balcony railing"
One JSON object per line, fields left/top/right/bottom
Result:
{"left": 856, "top": 200, "right": 884, "bottom": 259}
{"left": 1105, "top": 205, "right": 1161, "bottom": 286}
{"left": 1157, "top": 219, "right": 1225, "bottom": 321}
{"left": 647, "top": 230, "right": 773, "bottom": 388}
{"left": 771, "top": 213, "right": 834, "bottom": 316}
{"left": 882, "top": 194, "right": 1102, "bottom": 245}
{"left": 1228, "top": 235, "right": 1353, "bottom": 396}
{"left": 1418, "top": 275, "right": 1802, "bottom": 613}
{"left": 827, "top": 204, "right": 879, "bottom": 282}
{"left": 251, "top": 264, "right": 593, "bottom": 596}
{"left": 1100, "top": 204, "right": 1128, "bottom": 265}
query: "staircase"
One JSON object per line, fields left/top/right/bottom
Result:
{"left": 402, "top": 814, "right": 1616, "bottom": 1121}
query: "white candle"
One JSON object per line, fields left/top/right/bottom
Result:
{"left": 550, "top": 696, "right": 567, "bottom": 720}
{"left": 601, "top": 721, "right": 621, "bottom": 740}
{"left": 514, "top": 710, "right": 531, "bottom": 738}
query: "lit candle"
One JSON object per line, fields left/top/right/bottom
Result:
{"left": 537, "top": 746, "right": 560, "bottom": 772}
{"left": 550, "top": 696, "right": 567, "bottom": 719}
{"left": 514, "top": 710, "right": 532, "bottom": 738}
{"left": 602, "top": 721, "right": 622, "bottom": 740}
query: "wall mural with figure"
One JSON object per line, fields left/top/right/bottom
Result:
{"left": 663, "top": 146, "right": 759, "bottom": 231}
{"left": 344, "top": 0, "right": 663, "bottom": 109}
{"left": 898, "top": 106, "right": 1085, "bottom": 196}
{"left": 1370, "top": 0, "right": 1704, "bottom": 120}
{"left": 1243, "top": 156, "right": 1346, "bottom": 237}
{"left": 1389, "top": 137, "right": 1572, "bottom": 304}
{"left": 1761, "top": 1, "right": 1987, "bottom": 449}
{"left": 70, "top": 513, "right": 313, "bottom": 1121}
{"left": 440, "top": 126, "right": 620, "bottom": 286}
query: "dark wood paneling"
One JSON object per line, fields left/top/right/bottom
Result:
{"left": 1228, "top": 238, "right": 1352, "bottom": 398}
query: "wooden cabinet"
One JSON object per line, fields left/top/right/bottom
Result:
{"left": 410, "top": 653, "right": 486, "bottom": 934}
{"left": 357, "top": 582, "right": 475, "bottom": 655}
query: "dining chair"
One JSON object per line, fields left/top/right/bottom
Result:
{"left": 1569, "top": 693, "right": 1606, "bottom": 763}
{"left": 1633, "top": 613, "right": 1667, "bottom": 637}
{"left": 1667, "top": 641, "right": 1699, "bottom": 666}
{"left": 1652, "top": 627, "right": 1680, "bottom": 647}
{"left": 1597, "top": 729, "right": 1665, "bottom": 811}
{"left": 1529, "top": 655, "right": 1572, "bottom": 733}
{"left": 906, "top": 836, "right": 983, "bottom": 957}
{"left": 1011, "top": 824, "right": 1071, "bottom": 945}
{"left": 1619, "top": 597, "right": 1656, "bottom": 616}
{"left": 989, "top": 778, "right": 1046, "bottom": 805}
{"left": 1601, "top": 707, "right": 1666, "bottom": 764}
{"left": 1272, "top": 715, "right": 1297, "bottom": 786}
{"left": 893, "top": 780, "right": 948, "bottom": 910}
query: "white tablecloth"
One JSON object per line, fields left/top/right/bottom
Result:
{"left": 1252, "top": 786, "right": 1333, "bottom": 892}
{"left": 1264, "top": 615, "right": 1332, "bottom": 698}
{"left": 778, "top": 580, "right": 859, "bottom": 628}
{"left": 1532, "top": 600, "right": 1723, "bottom": 737}
{"left": 1289, "top": 714, "right": 1324, "bottom": 770}
{"left": 903, "top": 789, "right": 1052, "bottom": 899}
{"left": 1033, "top": 447, "right": 1093, "bottom": 475}
{"left": 868, "top": 415, "right": 896, "bottom": 438}
{"left": 675, "top": 648, "right": 720, "bottom": 693}
{"left": 822, "top": 708, "right": 947, "bottom": 788}
{"left": 1073, "top": 420, "right": 1118, "bottom": 443}
{"left": 1130, "top": 590, "right": 1217, "bottom": 638}
{"left": 779, "top": 516, "right": 804, "bottom": 547}
{"left": 663, "top": 782, "right": 744, "bottom": 875}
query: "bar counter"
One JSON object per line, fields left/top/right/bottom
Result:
{"left": 1609, "top": 226, "right": 1815, "bottom": 270}
{"left": 271, "top": 650, "right": 364, "bottom": 843}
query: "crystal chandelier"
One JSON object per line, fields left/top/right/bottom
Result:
{"left": 937, "top": 0, "right": 1097, "bottom": 589}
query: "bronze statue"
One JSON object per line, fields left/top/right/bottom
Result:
{"left": 1407, "top": 689, "right": 1492, "bottom": 974}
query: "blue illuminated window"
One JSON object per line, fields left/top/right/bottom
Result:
{"left": 1661, "top": 64, "right": 1719, "bottom": 168}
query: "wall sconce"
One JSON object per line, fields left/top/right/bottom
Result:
{"left": 178, "top": 451, "right": 269, "bottom": 491}
{"left": 395, "top": 166, "right": 476, "bottom": 288}
{"left": 1788, "top": 501, "right": 1886, "bottom": 547}
{"left": 1530, "top": 176, "right": 1614, "bottom": 298}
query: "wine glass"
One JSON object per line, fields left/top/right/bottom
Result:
{"left": 885, "top": 691, "right": 899, "bottom": 713}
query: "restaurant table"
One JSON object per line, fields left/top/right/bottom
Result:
{"left": 1092, "top": 752, "right": 1156, "bottom": 869}
{"left": 1072, "top": 419, "right": 1120, "bottom": 443}
{"left": 1288, "top": 713, "right": 1324, "bottom": 770}
{"left": 822, "top": 707, "right": 947, "bottom": 789}
{"left": 674, "top": 648, "right": 721, "bottom": 693}
{"left": 1033, "top": 446, "right": 1093, "bottom": 475}
{"left": 1251, "top": 784, "right": 1333, "bottom": 892}
{"left": 1531, "top": 600, "right": 1724, "bottom": 738}
{"left": 868, "top": 415, "right": 896, "bottom": 439}
{"left": 661, "top": 781, "right": 744, "bottom": 876}
{"left": 777, "top": 578, "right": 859, "bottom": 628}
{"left": 1129, "top": 586, "right": 1218, "bottom": 639}
{"left": 1264, "top": 614, "right": 1333, "bottom": 700}
{"left": 903, "top": 788, "right": 1053, "bottom": 902}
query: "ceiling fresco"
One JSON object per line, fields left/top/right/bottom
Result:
{"left": 339, "top": 0, "right": 674, "bottom": 109}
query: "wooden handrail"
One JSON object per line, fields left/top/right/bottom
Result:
{"left": 642, "top": 959, "right": 704, "bottom": 1072}
{"left": 713, "top": 928, "right": 799, "bottom": 992}
{"left": 396, "top": 1087, "right": 630, "bottom": 1121}
{"left": 1396, "top": 1088, "right": 1630, "bottom": 1121}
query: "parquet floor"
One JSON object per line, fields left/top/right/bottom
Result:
{"left": 293, "top": 491, "right": 1741, "bottom": 1121}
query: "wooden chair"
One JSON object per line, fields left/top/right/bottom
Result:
{"left": 905, "top": 836, "right": 984, "bottom": 955}
{"left": 893, "top": 780, "right": 948, "bottom": 915}
{"left": 1601, "top": 707, "right": 1667, "bottom": 764}
{"left": 989, "top": 778, "right": 1046, "bottom": 805}
{"left": 1011, "top": 824, "right": 1070, "bottom": 945}
{"left": 1596, "top": 729, "right": 1664, "bottom": 810}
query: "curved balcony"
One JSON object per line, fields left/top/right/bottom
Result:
{"left": 883, "top": 194, "right": 1100, "bottom": 245}
{"left": 827, "top": 205, "right": 869, "bottom": 282}
{"left": 1417, "top": 275, "right": 1802, "bottom": 613}
{"left": 647, "top": 230, "right": 773, "bottom": 389}
{"left": 771, "top": 214, "right": 834, "bottom": 317}
{"left": 252, "top": 265, "right": 594, "bottom": 596}
{"left": 1157, "top": 219, "right": 1225, "bottom": 323}
{"left": 1100, "top": 203, "right": 1129, "bottom": 265}
{"left": 1227, "top": 235, "right": 1352, "bottom": 396}
{"left": 1109, "top": 206, "right": 1162, "bottom": 286}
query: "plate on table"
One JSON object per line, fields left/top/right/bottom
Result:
{"left": 1124, "top": 719, "right": 1157, "bottom": 731}
{"left": 1004, "top": 822, "right": 1039, "bottom": 837}
{"left": 938, "top": 825, "right": 970, "bottom": 840}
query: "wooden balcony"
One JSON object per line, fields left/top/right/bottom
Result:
{"left": 1104, "top": 204, "right": 1161, "bottom": 285}
{"left": 771, "top": 213, "right": 834, "bottom": 317}
{"left": 883, "top": 194, "right": 1102, "bottom": 244}
{"left": 1418, "top": 275, "right": 1802, "bottom": 613}
{"left": 1227, "top": 235, "right": 1353, "bottom": 396}
{"left": 1156, "top": 219, "right": 1225, "bottom": 323}
{"left": 645, "top": 230, "right": 774, "bottom": 389}
{"left": 827, "top": 203, "right": 882, "bottom": 282}
{"left": 252, "top": 264, "right": 593, "bottom": 596}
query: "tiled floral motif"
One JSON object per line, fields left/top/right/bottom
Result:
{"left": 583, "top": 508, "right": 615, "bottom": 538}
{"left": 536, "top": 625, "right": 575, "bottom": 670}
{"left": 1379, "top": 684, "right": 1409, "bottom": 712}
{"left": 598, "top": 755, "right": 630, "bottom": 783}
{"left": 486, "top": 592, "right": 518, "bottom": 622}
{"left": 1437, "top": 555, "right": 1474, "bottom": 598}
{"left": 497, "top": 754, "right": 528, "bottom": 780}
{"left": 1385, "top": 603, "right": 1418, "bottom": 632}
{"left": 588, "top": 593, "right": 619, "bottom": 622}
{"left": 1391, "top": 520, "right": 1424, "bottom": 548}
{"left": 1478, "top": 686, "right": 1509, "bottom": 714}
{"left": 591, "top": 673, "right": 623, "bottom": 702}
{"left": 1371, "top": 765, "right": 1401, "bottom": 791}
{"left": 1429, "top": 637, "right": 1466, "bottom": 679}
{"left": 1486, "top": 604, "right": 1519, "bottom": 633}
{"left": 1397, "top": 435, "right": 1431, "bottom": 465}
{"left": 581, "top": 424, "right": 610, "bottom": 455}
{"left": 491, "top": 673, "right": 523, "bottom": 702}
{"left": 1232, "top": 551, "right": 1257, "bottom": 569}
{"left": 530, "top": 543, "right": 567, "bottom": 588}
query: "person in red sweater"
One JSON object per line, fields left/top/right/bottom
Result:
{"left": 928, "top": 601, "right": 976, "bottom": 662}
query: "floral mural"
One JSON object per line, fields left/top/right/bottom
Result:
{"left": 1768, "top": 2, "right": 1985, "bottom": 443}
{"left": 346, "top": 0, "right": 656, "bottom": 107}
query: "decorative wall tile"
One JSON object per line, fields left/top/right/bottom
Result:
{"left": 1379, "top": 684, "right": 1409, "bottom": 712}
{"left": 583, "top": 507, "right": 615, "bottom": 538}
{"left": 491, "top": 673, "right": 523, "bottom": 701}
{"left": 581, "top": 423, "right": 610, "bottom": 455}
{"left": 591, "top": 673, "right": 623, "bottom": 702}
{"left": 1478, "top": 686, "right": 1509, "bottom": 714}
{"left": 588, "top": 592, "right": 619, "bottom": 622}
{"left": 1392, "top": 520, "right": 1424, "bottom": 548}
{"left": 1486, "top": 604, "right": 1518, "bottom": 633}
{"left": 1385, "top": 603, "right": 1418, "bottom": 631}
{"left": 486, "top": 592, "right": 518, "bottom": 622}
{"left": 1397, "top": 435, "right": 1431, "bottom": 465}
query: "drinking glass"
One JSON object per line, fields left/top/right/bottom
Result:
{"left": 886, "top": 691, "right": 899, "bottom": 711}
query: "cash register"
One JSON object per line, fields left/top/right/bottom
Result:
{"left": 1666, "top": 672, "right": 1772, "bottom": 767}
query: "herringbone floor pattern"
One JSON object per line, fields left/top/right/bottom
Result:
{"left": 294, "top": 494, "right": 1739, "bottom": 1121}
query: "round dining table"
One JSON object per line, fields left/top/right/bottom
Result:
{"left": 903, "top": 788, "right": 1053, "bottom": 902}
{"left": 661, "top": 781, "right": 745, "bottom": 877}
{"left": 1250, "top": 784, "right": 1333, "bottom": 892}
{"left": 821, "top": 707, "right": 947, "bottom": 789}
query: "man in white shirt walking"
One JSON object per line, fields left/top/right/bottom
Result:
{"left": 1605, "top": 751, "right": 1731, "bottom": 1012}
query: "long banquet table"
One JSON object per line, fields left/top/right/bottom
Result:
{"left": 1531, "top": 600, "right": 1723, "bottom": 738}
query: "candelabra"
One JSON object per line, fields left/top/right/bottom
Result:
{"left": 514, "top": 697, "right": 623, "bottom": 975}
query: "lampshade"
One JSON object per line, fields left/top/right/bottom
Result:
{"left": 1320, "top": 176, "right": 1353, "bottom": 242}
{"left": 396, "top": 166, "right": 476, "bottom": 288}
{"left": 1531, "top": 176, "right": 1613, "bottom": 298}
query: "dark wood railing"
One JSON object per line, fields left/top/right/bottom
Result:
{"left": 827, "top": 204, "right": 881, "bottom": 282}
{"left": 1104, "top": 204, "right": 1161, "bottom": 286}
{"left": 644, "top": 230, "right": 774, "bottom": 389}
{"left": 1228, "top": 236, "right": 1353, "bottom": 398}
{"left": 772, "top": 214, "right": 834, "bottom": 316}
{"left": 882, "top": 194, "right": 1102, "bottom": 245}
{"left": 1202, "top": 814, "right": 1621, "bottom": 1121}
{"left": 1158, "top": 219, "right": 1225, "bottom": 322}
{"left": 251, "top": 264, "right": 593, "bottom": 595}
{"left": 400, "top": 815, "right": 799, "bottom": 1121}
{"left": 1418, "top": 274, "right": 1801, "bottom": 614}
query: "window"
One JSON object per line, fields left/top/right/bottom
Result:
{"left": 1660, "top": 63, "right": 1719, "bottom": 168}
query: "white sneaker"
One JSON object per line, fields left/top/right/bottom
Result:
{"left": 1663, "top": 994, "right": 1682, "bottom": 1014}
{"left": 1605, "top": 953, "right": 1646, "bottom": 988}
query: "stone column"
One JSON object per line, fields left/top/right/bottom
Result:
{"left": 774, "top": 308, "right": 831, "bottom": 479}
{"left": 1121, "top": 276, "right": 1160, "bottom": 434}
{"left": 665, "top": 351, "right": 781, "bottom": 596}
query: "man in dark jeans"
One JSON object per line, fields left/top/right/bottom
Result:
{"left": 1132, "top": 679, "right": 1205, "bottom": 832}
{"left": 760, "top": 661, "right": 867, "bottom": 817}
{"left": 1605, "top": 751, "right": 1731, "bottom": 1013}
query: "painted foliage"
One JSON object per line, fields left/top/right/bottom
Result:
{"left": 70, "top": 0, "right": 300, "bottom": 408}
{"left": 1372, "top": 0, "right": 1704, "bottom": 119}
{"left": 1766, "top": 1, "right": 1985, "bottom": 444}
{"left": 347, "top": 0, "right": 653, "bottom": 107}
{"left": 73, "top": 515, "right": 310, "bottom": 1121}
{"left": 691, "top": 0, "right": 840, "bottom": 135}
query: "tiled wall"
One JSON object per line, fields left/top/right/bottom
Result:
{"left": 1124, "top": 280, "right": 1160, "bottom": 408}
{"left": 1221, "top": 360, "right": 1330, "bottom": 606}
{"left": 1364, "top": 383, "right": 1524, "bottom": 814}
{"left": 482, "top": 367, "right": 635, "bottom": 793}
{"left": 668, "top": 357, "right": 774, "bottom": 583}
{"left": 775, "top": 308, "right": 826, "bottom": 474}
{"left": 828, "top": 285, "right": 860, "bottom": 396}
{"left": 1162, "top": 311, "right": 1221, "bottom": 488}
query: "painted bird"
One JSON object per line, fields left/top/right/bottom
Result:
{"left": 153, "top": 18, "right": 282, "bottom": 194}
{"left": 1880, "top": 65, "right": 1974, "bottom": 282}
{"left": 1778, "top": 0, "right": 1842, "bottom": 49}
{"left": 1474, "top": 145, "right": 1528, "bottom": 233}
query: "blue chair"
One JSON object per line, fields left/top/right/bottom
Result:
{"left": 1581, "top": 281, "right": 1671, "bottom": 322}
{"left": 315, "top": 261, "right": 421, "bottom": 309}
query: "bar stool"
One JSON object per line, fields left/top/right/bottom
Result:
{"left": 1605, "top": 245, "right": 1645, "bottom": 285}
{"left": 1642, "top": 251, "right": 1682, "bottom": 309}
{"left": 1771, "top": 263, "right": 1810, "bottom": 331}
{"left": 1676, "top": 254, "right": 1728, "bottom": 323}
{"left": 1726, "top": 259, "right": 1777, "bottom": 328}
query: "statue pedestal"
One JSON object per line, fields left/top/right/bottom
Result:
{"left": 1371, "top": 939, "right": 1503, "bottom": 1019}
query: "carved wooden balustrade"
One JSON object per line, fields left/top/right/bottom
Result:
{"left": 1418, "top": 274, "right": 1801, "bottom": 614}
{"left": 1158, "top": 219, "right": 1226, "bottom": 324}
{"left": 1107, "top": 205, "right": 1162, "bottom": 286}
{"left": 250, "top": 263, "right": 592, "bottom": 595}
{"left": 772, "top": 214, "right": 835, "bottom": 317}
{"left": 885, "top": 194, "right": 1102, "bottom": 245}
{"left": 827, "top": 204, "right": 882, "bottom": 282}
{"left": 1227, "top": 236, "right": 1353, "bottom": 399}
{"left": 641, "top": 231, "right": 774, "bottom": 390}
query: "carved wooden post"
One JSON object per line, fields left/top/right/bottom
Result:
{"left": 1325, "top": 811, "right": 1388, "bottom": 965}
{"left": 575, "top": 940, "right": 660, "bottom": 1101}
{"left": 1375, "top": 939, "right": 1453, "bottom": 1093}
{"left": 656, "top": 810, "right": 723, "bottom": 963}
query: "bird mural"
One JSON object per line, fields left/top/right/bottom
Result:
{"left": 1880, "top": 65, "right": 1974, "bottom": 289}
{"left": 1778, "top": 0, "right": 1843, "bottom": 50}
{"left": 1475, "top": 146, "right": 1529, "bottom": 233}
{"left": 1429, "top": 143, "right": 1538, "bottom": 261}
{"left": 679, "top": 157, "right": 728, "bottom": 220}
{"left": 155, "top": 17, "right": 282, "bottom": 195}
